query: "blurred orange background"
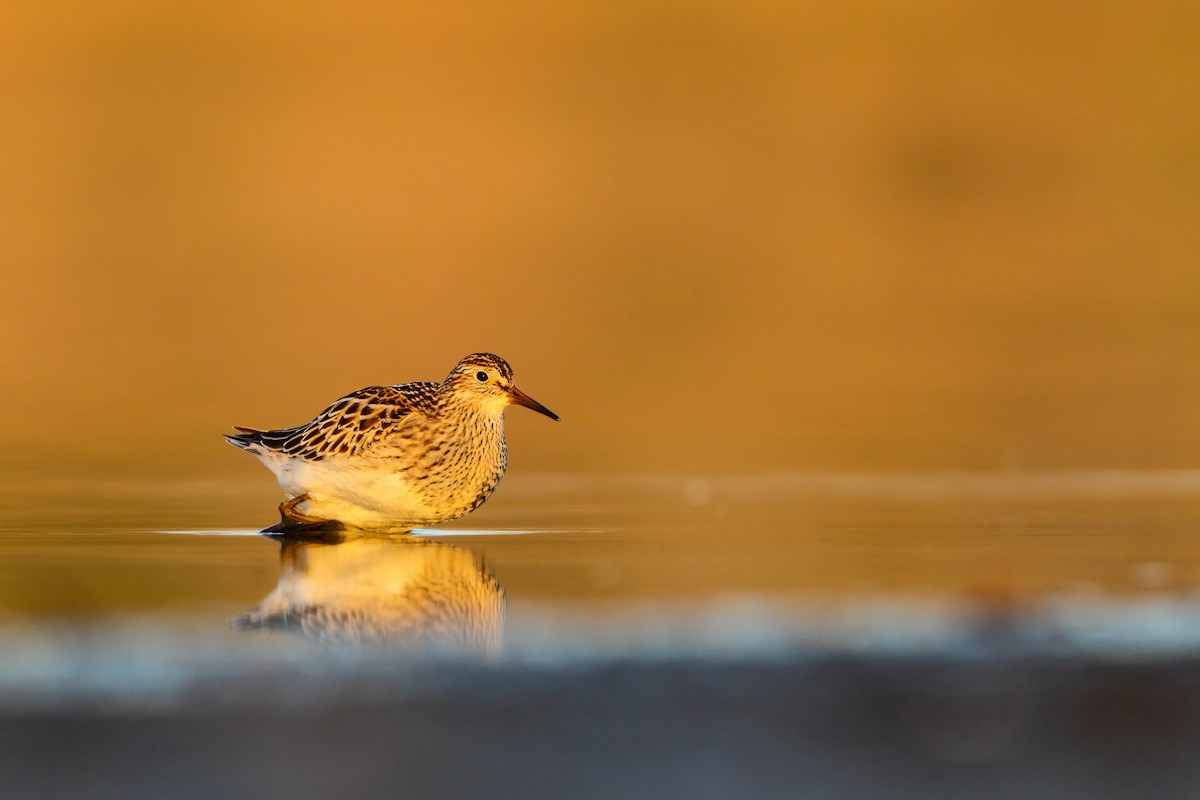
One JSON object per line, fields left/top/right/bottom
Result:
{"left": 2, "top": 2, "right": 1199, "bottom": 479}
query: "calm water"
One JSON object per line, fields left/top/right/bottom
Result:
{"left": 4, "top": 470, "right": 1200, "bottom": 688}
{"left": 9, "top": 471, "right": 1200, "bottom": 799}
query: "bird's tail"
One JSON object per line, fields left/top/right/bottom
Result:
{"left": 225, "top": 426, "right": 264, "bottom": 450}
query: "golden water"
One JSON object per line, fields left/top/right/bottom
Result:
{"left": 4, "top": 471, "right": 1200, "bottom": 660}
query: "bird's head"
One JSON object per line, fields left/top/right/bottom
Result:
{"left": 443, "top": 353, "right": 559, "bottom": 421}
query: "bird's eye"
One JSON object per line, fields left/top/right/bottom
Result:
{"left": 476, "top": 371, "right": 488, "bottom": 382}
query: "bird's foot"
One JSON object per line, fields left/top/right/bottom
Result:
{"left": 261, "top": 493, "right": 343, "bottom": 536}
{"left": 279, "top": 493, "right": 327, "bottom": 524}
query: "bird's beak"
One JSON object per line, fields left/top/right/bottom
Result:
{"left": 507, "top": 387, "right": 560, "bottom": 421}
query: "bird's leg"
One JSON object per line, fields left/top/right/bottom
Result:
{"left": 279, "top": 493, "right": 327, "bottom": 525}
{"left": 261, "top": 493, "right": 340, "bottom": 536}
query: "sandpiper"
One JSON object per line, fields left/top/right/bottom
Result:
{"left": 226, "top": 353, "right": 558, "bottom": 531}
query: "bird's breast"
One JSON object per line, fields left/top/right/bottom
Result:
{"left": 398, "top": 413, "right": 507, "bottom": 518}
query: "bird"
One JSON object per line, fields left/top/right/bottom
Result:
{"left": 226, "top": 353, "right": 558, "bottom": 532}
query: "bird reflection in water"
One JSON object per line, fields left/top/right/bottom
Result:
{"left": 232, "top": 533, "right": 505, "bottom": 656}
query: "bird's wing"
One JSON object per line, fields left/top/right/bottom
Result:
{"left": 229, "top": 382, "right": 439, "bottom": 461}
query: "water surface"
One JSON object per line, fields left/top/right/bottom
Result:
{"left": 4, "top": 470, "right": 1200, "bottom": 680}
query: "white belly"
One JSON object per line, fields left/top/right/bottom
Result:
{"left": 274, "top": 457, "right": 442, "bottom": 528}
